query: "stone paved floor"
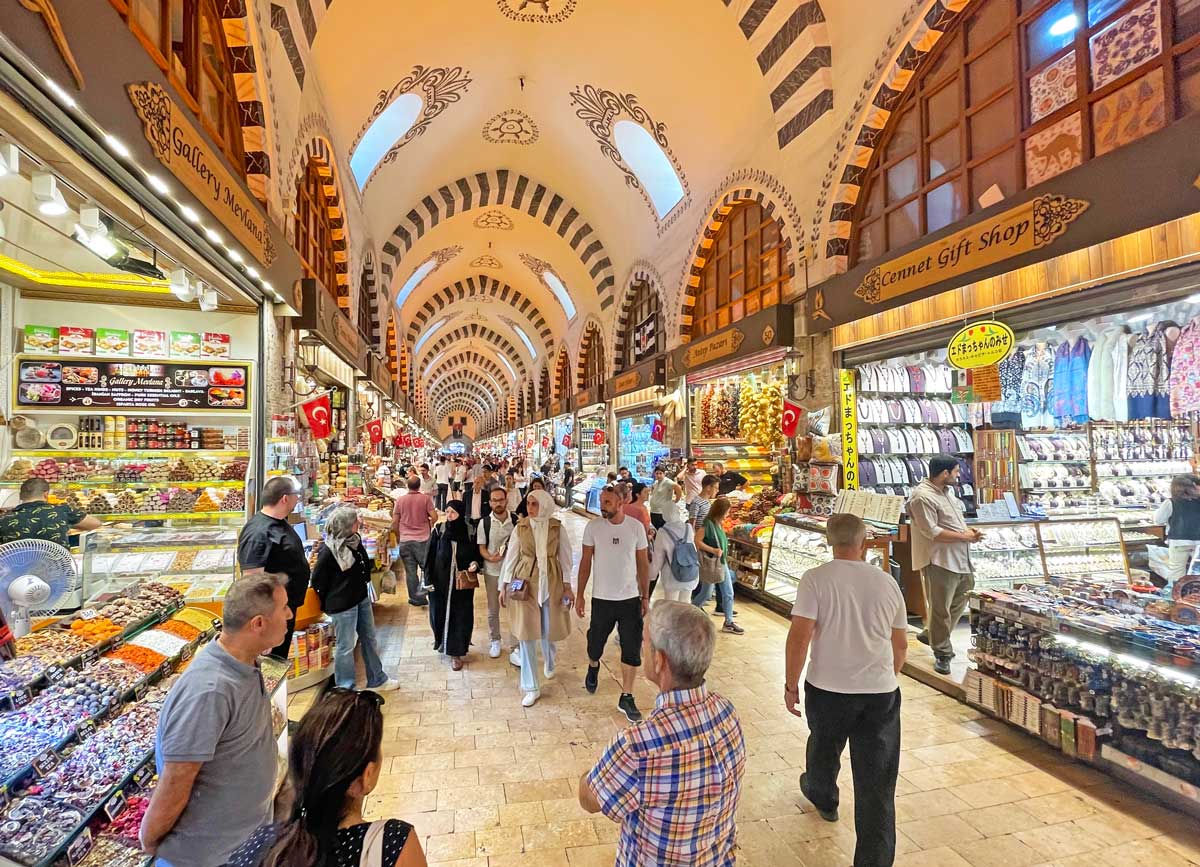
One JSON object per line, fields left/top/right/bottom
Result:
{"left": 289, "top": 510, "right": 1200, "bottom": 867}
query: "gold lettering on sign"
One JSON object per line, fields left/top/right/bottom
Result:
{"left": 854, "top": 194, "right": 1089, "bottom": 305}
{"left": 127, "top": 83, "right": 276, "bottom": 267}
{"left": 613, "top": 370, "right": 642, "bottom": 394}
{"left": 333, "top": 315, "right": 358, "bottom": 359}
{"left": 683, "top": 328, "right": 745, "bottom": 370}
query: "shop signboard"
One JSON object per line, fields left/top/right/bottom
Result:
{"left": 550, "top": 398, "right": 568, "bottom": 418}
{"left": 368, "top": 353, "right": 391, "bottom": 396}
{"left": 571, "top": 384, "right": 607, "bottom": 413}
{"left": 298, "top": 279, "right": 371, "bottom": 373}
{"left": 14, "top": 354, "right": 251, "bottom": 413}
{"left": 838, "top": 369, "right": 859, "bottom": 491}
{"left": 667, "top": 305, "right": 794, "bottom": 377}
{"left": 807, "top": 111, "right": 1200, "bottom": 329}
{"left": 971, "top": 365, "right": 1002, "bottom": 402}
{"left": 127, "top": 83, "right": 275, "bottom": 267}
{"left": 606, "top": 355, "right": 667, "bottom": 400}
{"left": 946, "top": 320, "right": 1015, "bottom": 369}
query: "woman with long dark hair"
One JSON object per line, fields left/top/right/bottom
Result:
{"left": 222, "top": 688, "right": 426, "bottom": 867}
{"left": 424, "top": 500, "right": 480, "bottom": 670}
{"left": 692, "top": 497, "right": 745, "bottom": 635}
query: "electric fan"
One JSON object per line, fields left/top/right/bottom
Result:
{"left": 0, "top": 539, "right": 78, "bottom": 638}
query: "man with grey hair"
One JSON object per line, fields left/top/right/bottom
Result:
{"left": 784, "top": 512, "right": 907, "bottom": 867}
{"left": 237, "top": 475, "right": 309, "bottom": 658}
{"left": 141, "top": 574, "right": 291, "bottom": 867}
{"left": 580, "top": 601, "right": 745, "bottom": 866}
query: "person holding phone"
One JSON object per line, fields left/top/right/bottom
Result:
{"left": 479, "top": 486, "right": 516, "bottom": 659}
{"left": 499, "top": 490, "right": 575, "bottom": 707}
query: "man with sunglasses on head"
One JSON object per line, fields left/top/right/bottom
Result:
{"left": 236, "top": 475, "right": 310, "bottom": 660}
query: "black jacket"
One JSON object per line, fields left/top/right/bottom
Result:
{"left": 423, "top": 524, "right": 481, "bottom": 591}
{"left": 310, "top": 542, "right": 373, "bottom": 615}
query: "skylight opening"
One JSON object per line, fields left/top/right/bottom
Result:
{"left": 414, "top": 317, "right": 447, "bottom": 356}
{"left": 541, "top": 271, "right": 577, "bottom": 320}
{"left": 395, "top": 258, "right": 438, "bottom": 309}
{"left": 511, "top": 323, "right": 537, "bottom": 358}
{"left": 350, "top": 93, "right": 423, "bottom": 189}
{"left": 613, "top": 120, "right": 685, "bottom": 219}
{"left": 497, "top": 354, "right": 517, "bottom": 380}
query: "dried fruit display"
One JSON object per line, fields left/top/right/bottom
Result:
{"left": 2, "top": 458, "right": 32, "bottom": 480}
{"left": 738, "top": 376, "right": 783, "bottom": 448}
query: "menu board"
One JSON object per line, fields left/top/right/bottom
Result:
{"left": 14, "top": 354, "right": 251, "bottom": 413}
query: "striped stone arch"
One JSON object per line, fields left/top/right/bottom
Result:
{"left": 294, "top": 137, "right": 351, "bottom": 308}
{"left": 821, "top": 0, "right": 972, "bottom": 271}
{"left": 428, "top": 369, "right": 509, "bottom": 401}
{"left": 576, "top": 318, "right": 607, "bottom": 387}
{"left": 424, "top": 351, "right": 513, "bottom": 393}
{"left": 361, "top": 250, "right": 383, "bottom": 350}
{"left": 439, "top": 390, "right": 489, "bottom": 414}
{"left": 722, "top": 0, "right": 834, "bottom": 149}
{"left": 553, "top": 345, "right": 573, "bottom": 398}
{"left": 380, "top": 169, "right": 617, "bottom": 310}
{"left": 428, "top": 378, "right": 500, "bottom": 413}
{"left": 417, "top": 325, "right": 528, "bottom": 380}
{"left": 386, "top": 311, "right": 399, "bottom": 375}
{"left": 676, "top": 171, "right": 802, "bottom": 343}
{"left": 441, "top": 399, "right": 486, "bottom": 422}
{"left": 217, "top": 2, "right": 272, "bottom": 202}
{"left": 405, "top": 274, "right": 554, "bottom": 352}
{"left": 538, "top": 363, "right": 552, "bottom": 408}
{"left": 612, "top": 260, "right": 667, "bottom": 370}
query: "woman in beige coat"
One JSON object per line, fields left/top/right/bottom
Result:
{"left": 499, "top": 489, "right": 576, "bottom": 707}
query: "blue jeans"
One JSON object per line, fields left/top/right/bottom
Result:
{"left": 518, "top": 602, "right": 558, "bottom": 694}
{"left": 397, "top": 539, "right": 429, "bottom": 602}
{"left": 693, "top": 567, "right": 736, "bottom": 626}
{"left": 329, "top": 598, "right": 387, "bottom": 689}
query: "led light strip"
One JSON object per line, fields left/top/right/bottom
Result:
{"left": 1053, "top": 633, "right": 1198, "bottom": 686}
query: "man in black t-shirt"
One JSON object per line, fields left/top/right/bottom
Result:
{"left": 237, "top": 476, "right": 310, "bottom": 659}
{"left": 713, "top": 461, "right": 748, "bottom": 496}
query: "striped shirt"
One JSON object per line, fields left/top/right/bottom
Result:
{"left": 586, "top": 685, "right": 745, "bottom": 867}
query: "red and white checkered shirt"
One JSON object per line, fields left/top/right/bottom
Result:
{"left": 586, "top": 685, "right": 746, "bottom": 866}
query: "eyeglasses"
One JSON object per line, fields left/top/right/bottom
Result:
{"left": 326, "top": 686, "right": 386, "bottom": 708}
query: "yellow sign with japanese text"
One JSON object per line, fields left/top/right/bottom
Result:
{"left": 838, "top": 369, "right": 858, "bottom": 491}
{"left": 947, "top": 320, "right": 1015, "bottom": 370}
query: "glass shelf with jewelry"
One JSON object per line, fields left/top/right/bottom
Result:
{"left": 969, "top": 520, "right": 1047, "bottom": 590}
{"left": 1037, "top": 517, "right": 1131, "bottom": 585}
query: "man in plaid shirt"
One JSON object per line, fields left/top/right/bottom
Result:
{"left": 579, "top": 601, "right": 745, "bottom": 866}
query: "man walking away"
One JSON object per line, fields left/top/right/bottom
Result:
{"left": 479, "top": 486, "right": 516, "bottom": 658}
{"left": 580, "top": 601, "right": 745, "bottom": 867}
{"left": 236, "top": 476, "right": 309, "bottom": 659}
{"left": 141, "top": 574, "right": 291, "bottom": 867}
{"left": 391, "top": 475, "right": 437, "bottom": 607}
{"left": 907, "top": 454, "right": 981, "bottom": 675}
{"left": 576, "top": 487, "right": 650, "bottom": 721}
{"left": 784, "top": 513, "right": 907, "bottom": 867}
{"left": 434, "top": 458, "right": 452, "bottom": 510}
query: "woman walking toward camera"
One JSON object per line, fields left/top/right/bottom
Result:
{"left": 424, "top": 500, "right": 481, "bottom": 670}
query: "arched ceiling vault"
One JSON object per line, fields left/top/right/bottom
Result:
{"left": 305, "top": 0, "right": 916, "bottom": 415}
{"left": 430, "top": 380, "right": 497, "bottom": 414}
{"left": 425, "top": 350, "right": 514, "bottom": 393}
{"left": 427, "top": 372, "right": 508, "bottom": 408}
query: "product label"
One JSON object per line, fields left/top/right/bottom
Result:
{"left": 96, "top": 328, "right": 131, "bottom": 357}
{"left": 77, "top": 718, "right": 97, "bottom": 740}
{"left": 23, "top": 325, "right": 59, "bottom": 353}
{"left": 104, "top": 790, "right": 127, "bottom": 821}
{"left": 170, "top": 331, "right": 202, "bottom": 359}
{"left": 132, "top": 764, "right": 154, "bottom": 790}
{"left": 32, "top": 747, "right": 60, "bottom": 777}
{"left": 59, "top": 326, "right": 95, "bottom": 354}
{"left": 134, "top": 683, "right": 149, "bottom": 701}
{"left": 66, "top": 829, "right": 93, "bottom": 867}
{"left": 158, "top": 661, "right": 172, "bottom": 679}
{"left": 78, "top": 608, "right": 99, "bottom": 620}
{"left": 10, "top": 687, "right": 33, "bottom": 709}
{"left": 45, "top": 665, "right": 65, "bottom": 684}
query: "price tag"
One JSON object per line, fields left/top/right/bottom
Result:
{"left": 11, "top": 687, "right": 33, "bottom": 709}
{"left": 180, "top": 643, "right": 194, "bottom": 661}
{"left": 78, "top": 608, "right": 100, "bottom": 620}
{"left": 0, "top": 784, "right": 9, "bottom": 811}
{"left": 132, "top": 764, "right": 154, "bottom": 790}
{"left": 158, "top": 661, "right": 172, "bottom": 679}
{"left": 211, "top": 617, "right": 223, "bottom": 632}
{"left": 111, "top": 635, "right": 125, "bottom": 650}
{"left": 46, "top": 665, "right": 66, "bottom": 684}
{"left": 134, "top": 683, "right": 148, "bottom": 701}
{"left": 82, "top": 648, "right": 99, "bottom": 666}
{"left": 103, "top": 789, "right": 127, "bottom": 821}
{"left": 66, "top": 828, "right": 93, "bottom": 866}
{"left": 77, "top": 718, "right": 97, "bottom": 740}
{"left": 32, "top": 747, "right": 60, "bottom": 778}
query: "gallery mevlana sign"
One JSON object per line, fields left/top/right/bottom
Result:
{"left": 127, "top": 82, "right": 276, "bottom": 267}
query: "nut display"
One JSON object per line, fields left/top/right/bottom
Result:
{"left": 103, "top": 645, "right": 167, "bottom": 672}
{"left": 14, "top": 631, "right": 91, "bottom": 663}
{"left": 172, "top": 607, "right": 216, "bottom": 631}
{"left": 0, "top": 796, "right": 85, "bottom": 864}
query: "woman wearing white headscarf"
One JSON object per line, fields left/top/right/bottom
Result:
{"left": 498, "top": 490, "right": 575, "bottom": 707}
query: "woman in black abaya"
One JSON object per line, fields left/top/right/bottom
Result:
{"left": 424, "top": 500, "right": 481, "bottom": 670}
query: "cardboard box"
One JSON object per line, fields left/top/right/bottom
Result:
{"left": 96, "top": 328, "right": 130, "bottom": 356}
{"left": 23, "top": 325, "right": 58, "bottom": 353}
{"left": 1060, "top": 713, "right": 1078, "bottom": 758}
{"left": 202, "top": 332, "right": 231, "bottom": 359}
{"left": 1040, "top": 704, "right": 1062, "bottom": 748}
{"left": 170, "top": 331, "right": 202, "bottom": 359}
{"left": 132, "top": 329, "right": 167, "bottom": 358}
{"left": 59, "top": 326, "right": 94, "bottom": 354}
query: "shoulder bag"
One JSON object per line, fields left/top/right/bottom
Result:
{"left": 698, "top": 523, "right": 726, "bottom": 585}
{"left": 359, "top": 819, "right": 389, "bottom": 867}
{"left": 452, "top": 541, "right": 479, "bottom": 590}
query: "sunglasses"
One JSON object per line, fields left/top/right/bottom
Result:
{"left": 326, "top": 686, "right": 386, "bottom": 708}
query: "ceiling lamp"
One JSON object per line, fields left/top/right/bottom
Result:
{"left": 199, "top": 286, "right": 219, "bottom": 312}
{"left": 32, "top": 173, "right": 69, "bottom": 216}
{"left": 169, "top": 268, "right": 197, "bottom": 302}
{"left": 73, "top": 207, "right": 118, "bottom": 259}
{"left": 0, "top": 143, "right": 18, "bottom": 176}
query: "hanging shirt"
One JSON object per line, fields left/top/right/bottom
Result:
{"left": 1052, "top": 340, "right": 1073, "bottom": 425}
{"left": 1019, "top": 343, "right": 1056, "bottom": 429}
{"left": 992, "top": 347, "right": 1025, "bottom": 419}
{"left": 1169, "top": 318, "right": 1200, "bottom": 416}
{"left": 1067, "top": 338, "right": 1091, "bottom": 424}
{"left": 1128, "top": 324, "right": 1172, "bottom": 420}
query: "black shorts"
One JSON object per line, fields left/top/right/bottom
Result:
{"left": 587, "top": 597, "right": 643, "bottom": 666}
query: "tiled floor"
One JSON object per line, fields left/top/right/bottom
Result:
{"left": 289, "top": 511, "right": 1200, "bottom": 867}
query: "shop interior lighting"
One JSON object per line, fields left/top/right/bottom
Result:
{"left": 246, "top": 266, "right": 259, "bottom": 279}
{"left": 169, "top": 268, "right": 198, "bottom": 302}
{"left": 32, "top": 172, "right": 69, "bottom": 216}
{"left": 204, "top": 227, "right": 222, "bottom": 244}
{"left": 73, "top": 206, "right": 118, "bottom": 259}
{"left": 104, "top": 134, "right": 131, "bottom": 159}
{"left": 1127, "top": 312, "right": 1154, "bottom": 323}
{"left": 0, "top": 142, "right": 18, "bottom": 176}
{"left": 199, "top": 286, "right": 219, "bottom": 312}
{"left": 179, "top": 204, "right": 200, "bottom": 223}
{"left": 1053, "top": 632, "right": 1197, "bottom": 685}
{"left": 43, "top": 75, "right": 76, "bottom": 109}
{"left": 146, "top": 173, "right": 170, "bottom": 194}
{"left": 227, "top": 248, "right": 244, "bottom": 264}
{"left": 1048, "top": 13, "right": 1079, "bottom": 36}
{"left": 1186, "top": 293, "right": 1200, "bottom": 304}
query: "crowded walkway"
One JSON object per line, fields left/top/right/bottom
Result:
{"left": 287, "top": 510, "right": 1200, "bottom": 867}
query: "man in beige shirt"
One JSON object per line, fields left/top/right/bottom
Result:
{"left": 906, "top": 455, "right": 982, "bottom": 675}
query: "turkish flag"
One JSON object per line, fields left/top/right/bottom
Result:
{"left": 541, "top": 436, "right": 550, "bottom": 448}
{"left": 415, "top": 437, "right": 425, "bottom": 448}
{"left": 562, "top": 434, "right": 572, "bottom": 448}
{"left": 650, "top": 418, "right": 665, "bottom": 442}
{"left": 300, "top": 393, "right": 332, "bottom": 439}
{"left": 366, "top": 420, "right": 383, "bottom": 444}
{"left": 781, "top": 399, "right": 805, "bottom": 438}
{"left": 593, "top": 429, "right": 606, "bottom": 446}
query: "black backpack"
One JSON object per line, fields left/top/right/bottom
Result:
{"left": 481, "top": 512, "right": 514, "bottom": 548}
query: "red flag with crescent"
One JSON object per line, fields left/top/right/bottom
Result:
{"left": 781, "top": 398, "right": 804, "bottom": 438}
{"left": 650, "top": 418, "right": 665, "bottom": 443}
{"left": 593, "top": 429, "right": 606, "bottom": 446}
{"left": 300, "top": 393, "right": 332, "bottom": 439}
{"left": 366, "top": 420, "right": 383, "bottom": 445}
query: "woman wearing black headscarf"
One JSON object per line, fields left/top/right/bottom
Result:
{"left": 424, "top": 500, "right": 481, "bottom": 670}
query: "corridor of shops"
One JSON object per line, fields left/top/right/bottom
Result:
{"left": 5, "top": 0, "right": 1200, "bottom": 866}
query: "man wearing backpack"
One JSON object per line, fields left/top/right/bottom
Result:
{"left": 478, "top": 486, "right": 517, "bottom": 658}
{"left": 648, "top": 503, "right": 700, "bottom": 603}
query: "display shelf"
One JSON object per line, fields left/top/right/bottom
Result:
{"left": 82, "top": 511, "right": 242, "bottom": 521}
{"left": 11, "top": 449, "right": 248, "bottom": 459}
{"left": 287, "top": 664, "right": 333, "bottom": 691}
{"left": 0, "top": 480, "right": 242, "bottom": 489}
{"left": 1101, "top": 746, "right": 1200, "bottom": 817}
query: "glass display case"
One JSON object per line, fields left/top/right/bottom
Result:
{"left": 616, "top": 411, "right": 668, "bottom": 483}
{"left": 760, "top": 515, "right": 890, "bottom": 604}
{"left": 968, "top": 517, "right": 1131, "bottom": 591}
{"left": 970, "top": 520, "right": 1045, "bottom": 591}
{"left": 80, "top": 526, "right": 240, "bottom": 606}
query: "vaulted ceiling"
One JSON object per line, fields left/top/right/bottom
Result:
{"left": 301, "top": 0, "right": 922, "bottom": 430}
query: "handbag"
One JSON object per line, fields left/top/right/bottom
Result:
{"left": 451, "top": 541, "right": 479, "bottom": 590}
{"left": 698, "top": 524, "right": 726, "bottom": 585}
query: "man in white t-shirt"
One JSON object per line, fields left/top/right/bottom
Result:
{"left": 478, "top": 486, "right": 516, "bottom": 658}
{"left": 433, "top": 459, "right": 452, "bottom": 510}
{"left": 576, "top": 487, "right": 650, "bottom": 722}
{"left": 783, "top": 513, "right": 907, "bottom": 867}
{"left": 677, "top": 458, "right": 705, "bottom": 505}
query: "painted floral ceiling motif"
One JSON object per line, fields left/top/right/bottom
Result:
{"left": 496, "top": 0, "right": 577, "bottom": 24}
{"left": 482, "top": 109, "right": 540, "bottom": 145}
{"left": 473, "top": 209, "right": 515, "bottom": 230}
{"left": 470, "top": 254, "right": 504, "bottom": 269}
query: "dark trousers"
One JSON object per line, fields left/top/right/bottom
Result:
{"left": 271, "top": 577, "right": 312, "bottom": 660}
{"left": 804, "top": 682, "right": 902, "bottom": 867}
{"left": 436, "top": 484, "right": 448, "bottom": 510}
{"left": 650, "top": 512, "right": 666, "bottom": 529}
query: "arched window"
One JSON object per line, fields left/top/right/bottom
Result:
{"left": 852, "top": 0, "right": 1200, "bottom": 265}
{"left": 694, "top": 201, "right": 787, "bottom": 338}
{"left": 539, "top": 365, "right": 552, "bottom": 408}
{"left": 112, "top": 0, "right": 247, "bottom": 172}
{"left": 580, "top": 325, "right": 605, "bottom": 390}
{"left": 294, "top": 160, "right": 340, "bottom": 297}
{"left": 618, "top": 280, "right": 663, "bottom": 370}
{"left": 554, "top": 350, "right": 572, "bottom": 398}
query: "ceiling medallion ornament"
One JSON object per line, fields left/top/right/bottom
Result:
{"left": 471, "top": 254, "right": 503, "bottom": 269}
{"left": 496, "top": 0, "right": 577, "bottom": 23}
{"left": 568, "top": 84, "right": 691, "bottom": 227}
{"left": 350, "top": 65, "right": 473, "bottom": 189}
{"left": 432, "top": 245, "right": 464, "bottom": 266}
{"left": 519, "top": 252, "right": 555, "bottom": 278}
{"left": 473, "top": 210, "right": 515, "bottom": 230}
{"left": 481, "top": 109, "right": 540, "bottom": 145}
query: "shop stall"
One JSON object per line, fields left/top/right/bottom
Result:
{"left": 572, "top": 386, "right": 608, "bottom": 515}
{"left": 609, "top": 357, "right": 669, "bottom": 484}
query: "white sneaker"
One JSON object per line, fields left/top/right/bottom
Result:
{"left": 522, "top": 690, "right": 540, "bottom": 707}
{"left": 509, "top": 649, "right": 521, "bottom": 668}
{"left": 489, "top": 640, "right": 502, "bottom": 658}
{"left": 543, "top": 662, "right": 556, "bottom": 680}
{"left": 372, "top": 678, "right": 400, "bottom": 692}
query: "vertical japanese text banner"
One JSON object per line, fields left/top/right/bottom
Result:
{"left": 838, "top": 369, "right": 859, "bottom": 491}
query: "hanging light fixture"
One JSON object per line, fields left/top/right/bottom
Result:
{"left": 33, "top": 173, "right": 69, "bottom": 216}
